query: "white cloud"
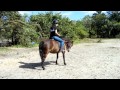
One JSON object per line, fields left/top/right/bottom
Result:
{"left": 82, "top": 11, "right": 96, "bottom": 15}
{"left": 62, "top": 12, "right": 73, "bottom": 17}
{"left": 18, "top": 11, "right": 31, "bottom": 15}
{"left": 102, "top": 11, "right": 107, "bottom": 14}
{"left": 82, "top": 11, "right": 107, "bottom": 16}
{"left": 102, "top": 11, "right": 106, "bottom": 13}
{"left": 54, "top": 11, "right": 61, "bottom": 13}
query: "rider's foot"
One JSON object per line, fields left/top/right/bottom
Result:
{"left": 59, "top": 47, "right": 64, "bottom": 52}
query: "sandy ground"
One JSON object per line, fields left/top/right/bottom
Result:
{"left": 0, "top": 39, "right": 120, "bottom": 79}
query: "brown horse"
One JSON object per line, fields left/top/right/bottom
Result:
{"left": 39, "top": 38, "right": 73, "bottom": 70}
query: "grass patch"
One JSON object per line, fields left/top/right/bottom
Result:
{"left": 10, "top": 43, "right": 39, "bottom": 48}
{"left": 97, "top": 38, "right": 102, "bottom": 43}
{"left": 73, "top": 39, "right": 81, "bottom": 44}
{"left": 32, "top": 43, "right": 39, "bottom": 47}
{"left": 11, "top": 45, "right": 25, "bottom": 48}
{"left": 0, "top": 47, "right": 11, "bottom": 54}
{"left": 79, "top": 38, "right": 92, "bottom": 43}
{"left": 73, "top": 38, "right": 104, "bottom": 44}
{"left": 0, "top": 47, "right": 10, "bottom": 51}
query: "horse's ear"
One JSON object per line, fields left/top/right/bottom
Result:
{"left": 65, "top": 40, "right": 68, "bottom": 43}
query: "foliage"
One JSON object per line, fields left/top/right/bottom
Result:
{"left": 1, "top": 11, "right": 120, "bottom": 47}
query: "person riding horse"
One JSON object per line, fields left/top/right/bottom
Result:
{"left": 39, "top": 19, "right": 73, "bottom": 70}
{"left": 49, "top": 19, "right": 64, "bottom": 52}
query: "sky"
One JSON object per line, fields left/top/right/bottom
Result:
{"left": 18, "top": 11, "right": 107, "bottom": 21}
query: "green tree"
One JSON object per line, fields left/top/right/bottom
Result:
{"left": 82, "top": 15, "right": 93, "bottom": 38}
{"left": 92, "top": 11, "right": 108, "bottom": 38}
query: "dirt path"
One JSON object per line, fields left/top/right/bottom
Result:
{"left": 0, "top": 39, "right": 120, "bottom": 79}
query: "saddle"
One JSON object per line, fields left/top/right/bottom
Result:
{"left": 49, "top": 39, "right": 65, "bottom": 52}
{"left": 50, "top": 39, "right": 61, "bottom": 45}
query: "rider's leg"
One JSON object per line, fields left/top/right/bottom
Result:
{"left": 52, "top": 36, "right": 64, "bottom": 51}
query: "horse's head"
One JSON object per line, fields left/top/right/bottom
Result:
{"left": 65, "top": 40, "right": 73, "bottom": 52}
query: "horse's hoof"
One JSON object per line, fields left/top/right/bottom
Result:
{"left": 42, "top": 67, "right": 45, "bottom": 70}
{"left": 56, "top": 62, "right": 58, "bottom": 65}
{"left": 64, "top": 63, "right": 66, "bottom": 65}
{"left": 56, "top": 61, "right": 58, "bottom": 65}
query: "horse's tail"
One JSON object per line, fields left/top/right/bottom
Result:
{"left": 39, "top": 41, "right": 44, "bottom": 52}
{"left": 39, "top": 41, "right": 44, "bottom": 58}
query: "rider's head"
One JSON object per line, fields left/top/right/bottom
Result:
{"left": 52, "top": 19, "right": 58, "bottom": 27}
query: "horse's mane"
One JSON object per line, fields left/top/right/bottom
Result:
{"left": 62, "top": 38, "right": 71, "bottom": 42}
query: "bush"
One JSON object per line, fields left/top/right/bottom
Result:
{"left": 18, "top": 27, "right": 39, "bottom": 47}
{"left": 115, "top": 34, "right": 120, "bottom": 38}
{"left": 75, "top": 26, "right": 89, "bottom": 39}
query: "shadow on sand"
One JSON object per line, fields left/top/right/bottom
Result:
{"left": 19, "top": 61, "right": 56, "bottom": 70}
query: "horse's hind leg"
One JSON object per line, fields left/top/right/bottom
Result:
{"left": 62, "top": 51, "right": 66, "bottom": 65}
{"left": 41, "top": 54, "right": 47, "bottom": 70}
{"left": 56, "top": 53, "right": 59, "bottom": 65}
{"left": 39, "top": 51, "right": 45, "bottom": 70}
{"left": 41, "top": 58, "right": 45, "bottom": 70}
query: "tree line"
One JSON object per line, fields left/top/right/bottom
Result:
{"left": 0, "top": 11, "right": 120, "bottom": 47}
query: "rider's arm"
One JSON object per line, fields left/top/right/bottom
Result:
{"left": 55, "top": 29, "right": 60, "bottom": 36}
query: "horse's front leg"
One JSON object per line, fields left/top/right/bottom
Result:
{"left": 56, "top": 53, "right": 59, "bottom": 65}
{"left": 62, "top": 51, "right": 66, "bottom": 65}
